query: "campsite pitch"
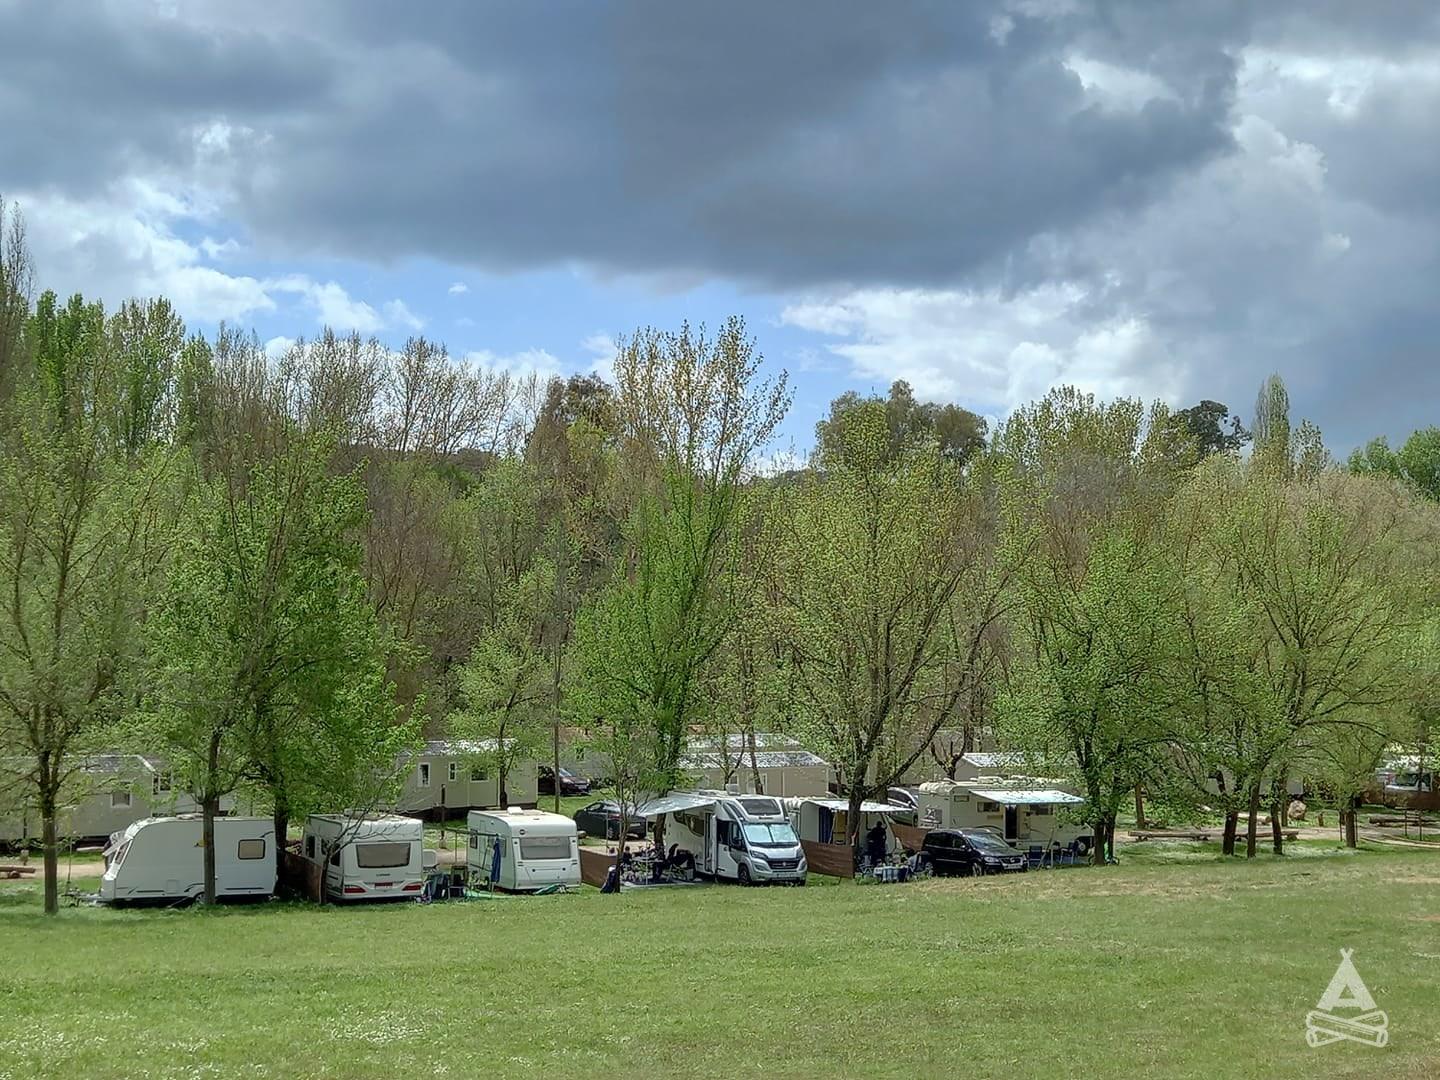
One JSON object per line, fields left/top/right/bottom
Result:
{"left": 2, "top": 843, "right": 1438, "bottom": 1079}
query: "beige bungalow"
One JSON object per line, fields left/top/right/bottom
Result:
{"left": 394, "top": 740, "right": 539, "bottom": 819}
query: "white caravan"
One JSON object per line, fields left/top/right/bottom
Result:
{"left": 917, "top": 780, "right": 1091, "bottom": 854}
{"left": 301, "top": 814, "right": 427, "bottom": 902}
{"left": 640, "top": 790, "right": 807, "bottom": 885}
{"left": 98, "top": 815, "right": 276, "bottom": 905}
{"left": 466, "top": 808, "right": 580, "bottom": 892}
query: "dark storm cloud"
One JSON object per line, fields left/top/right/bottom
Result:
{"left": 0, "top": 0, "right": 1245, "bottom": 288}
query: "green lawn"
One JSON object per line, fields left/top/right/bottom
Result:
{"left": 2, "top": 844, "right": 1438, "bottom": 1079}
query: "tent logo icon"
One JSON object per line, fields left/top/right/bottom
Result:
{"left": 1305, "top": 949, "right": 1388, "bottom": 1048}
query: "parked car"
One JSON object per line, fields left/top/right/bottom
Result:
{"left": 885, "top": 786, "right": 919, "bottom": 826}
{"left": 921, "top": 828, "right": 1026, "bottom": 876}
{"left": 573, "top": 799, "right": 647, "bottom": 841}
{"left": 538, "top": 765, "right": 592, "bottom": 796}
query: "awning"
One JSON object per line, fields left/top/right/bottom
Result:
{"left": 968, "top": 789, "right": 1083, "bottom": 806}
{"left": 792, "top": 798, "right": 903, "bottom": 815}
{"left": 635, "top": 791, "right": 720, "bottom": 818}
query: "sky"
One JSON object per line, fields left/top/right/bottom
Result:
{"left": 2, "top": 0, "right": 1439, "bottom": 454}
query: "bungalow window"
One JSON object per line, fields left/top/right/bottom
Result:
{"left": 110, "top": 791, "right": 133, "bottom": 809}
{"left": 151, "top": 772, "right": 172, "bottom": 797}
{"left": 448, "top": 762, "right": 460, "bottom": 783}
{"left": 470, "top": 766, "right": 486, "bottom": 781}
{"left": 237, "top": 839, "right": 266, "bottom": 860}
{"left": 418, "top": 763, "right": 431, "bottom": 788}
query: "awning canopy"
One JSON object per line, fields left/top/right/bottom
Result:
{"left": 635, "top": 791, "right": 720, "bottom": 818}
{"left": 969, "top": 789, "right": 1083, "bottom": 806}
{"left": 792, "top": 798, "right": 902, "bottom": 815}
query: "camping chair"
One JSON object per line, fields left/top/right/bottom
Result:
{"left": 1026, "top": 845, "right": 1045, "bottom": 870}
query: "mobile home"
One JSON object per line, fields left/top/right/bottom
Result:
{"left": 300, "top": 814, "right": 427, "bottom": 902}
{"left": 917, "top": 780, "right": 1091, "bottom": 853}
{"left": 466, "top": 808, "right": 580, "bottom": 892}
{"left": 98, "top": 815, "right": 275, "bottom": 905}
{"left": 641, "top": 790, "right": 807, "bottom": 885}
{"left": 0, "top": 754, "right": 229, "bottom": 846}
{"left": 395, "top": 740, "right": 540, "bottom": 818}
{"left": 683, "top": 742, "right": 832, "bottom": 798}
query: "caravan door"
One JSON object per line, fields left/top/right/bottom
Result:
{"left": 703, "top": 813, "right": 716, "bottom": 875}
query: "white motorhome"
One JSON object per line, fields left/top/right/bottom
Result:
{"left": 917, "top": 780, "right": 1091, "bottom": 854}
{"left": 466, "top": 808, "right": 580, "bottom": 892}
{"left": 300, "top": 814, "right": 427, "bottom": 902}
{"left": 641, "top": 790, "right": 807, "bottom": 885}
{"left": 98, "top": 815, "right": 276, "bottom": 905}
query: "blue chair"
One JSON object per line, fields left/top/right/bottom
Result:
{"left": 1027, "top": 845, "right": 1045, "bottom": 869}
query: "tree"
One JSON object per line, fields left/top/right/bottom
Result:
{"left": 815, "top": 380, "right": 986, "bottom": 468}
{"left": 1169, "top": 400, "right": 1249, "bottom": 458}
{"left": 991, "top": 388, "right": 1183, "bottom": 865}
{"left": 0, "top": 195, "right": 33, "bottom": 398}
{"left": 0, "top": 336, "right": 172, "bottom": 914}
{"left": 1348, "top": 427, "right": 1440, "bottom": 502}
{"left": 772, "top": 400, "right": 1006, "bottom": 860}
{"left": 448, "top": 561, "right": 557, "bottom": 807}
{"left": 146, "top": 433, "right": 386, "bottom": 903}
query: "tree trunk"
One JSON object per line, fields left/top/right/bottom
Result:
{"left": 1269, "top": 784, "right": 1283, "bottom": 856}
{"left": 1344, "top": 796, "right": 1359, "bottom": 848}
{"left": 1092, "top": 815, "right": 1107, "bottom": 867}
{"left": 847, "top": 787, "right": 866, "bottom": 873}
{"left": 272, "top": 796, "right": 288, "bottom": 885}
{"left": 552, "top": 638, "right": 562, "bottom": 815}
{"left": 1133, "top": 786, "right": 1147, "bottom": 830}
{"left": 1245, "top": 783, "right": 1261, "bottom": 858}
{"left": 202, "top": 794, "right": 218, "bottom": 903}
{"left": 41, "top": 805, "right": 59, "bottom": 916}
{"left": 1221, "top": 811, "right": 1238, "bottom": 856}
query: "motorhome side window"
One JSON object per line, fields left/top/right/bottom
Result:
{"left": 418, "top": 763, "right": 431, "bottom": 787}
{"left": 111, "top": 791, "right": 132, "bottom": 809}
{"left": 1031, "top": 805, "right": 1052, "bottom": 816}
{"left": 237, "top": 839, "right": 265, "bottom": 860}
{"left": 978, "top": 801, "right": 1000, "bottom": 813}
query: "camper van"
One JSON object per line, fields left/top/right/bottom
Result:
{"left": 301, "top": 814, "right": 427, "bottom": 902}
{"left": 917, "top": 780, "right": 1091, "bottom": 854}
{"left": 466, "top": 808, "right": 580, "bottom": 892}
{"left": 98, "top": 815, "right": 276, "bottom": 905}
{"left": 643, "top": 790, "right": 807, "bottom": 885}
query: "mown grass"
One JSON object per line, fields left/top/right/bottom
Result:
{"left": 2, "top": 843, "right": 1438, "bottom": 1079}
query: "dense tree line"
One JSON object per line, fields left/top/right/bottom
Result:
{"left": 2, "top": 199, "right": 1437, "bottom": 912}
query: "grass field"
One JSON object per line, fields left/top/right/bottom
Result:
{"left": 2, "top": 842, "right": 1438, "bottom": 1079}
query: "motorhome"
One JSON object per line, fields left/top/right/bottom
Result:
{"left": 300, "top": 814, "right": 427, "bottom": 902}
{"left": 466, "top": 808, "right": 580, "bottom": 892}
{"left": 641, "top": 790, "right": 807, "bottom": 885}
{"left": 917, "top": 780, "right": 1091, "bottom": 854}
{"left": 98, "top": 815, "right": 276, "bottom": 905}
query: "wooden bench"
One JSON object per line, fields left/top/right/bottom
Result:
{"left": 0, "top": 863, "right": 37, "bottom": 879}
{"left": 1128, "top": 830, "right": 1213, "bottom": 842}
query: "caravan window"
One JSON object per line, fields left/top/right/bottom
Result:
{"left": 355, "top": 842, "right": 412, "bottom": 869}
{"left": 418, "top": 763, "right": 431, "bottom": 787}
{"left": 237, "top": 839, "right": 266, "bottom": 860}
{"left": 519, "top": 835, "right": 571, "bottom": 861}
{"left": 110, "top": 791, "right": 133, "bottom": 809}
{"left": 305, "top": 835, "right": 317, "bottom": 860}
{"left": 469, "top": 832, "right": 478, "bottom": 849}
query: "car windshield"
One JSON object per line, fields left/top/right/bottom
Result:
{"left": 965, "top": 832, "right": 1014, "bottom": 854}
{"left": 743, "top": 823, "right": 798, "bottom": 847}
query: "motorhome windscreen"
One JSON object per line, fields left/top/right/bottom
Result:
{"left": 355, "top": 842, "right": 411, "bottom": 868}
{"left": 743, "top": 823, "right": 798, "bottom": 847}
{"left": 519, "top": 835, "right": 571, "bottom": 860}
{"left": 738, "top": 798, "right": 781, "bottom": 817}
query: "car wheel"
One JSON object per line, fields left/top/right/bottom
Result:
{"left": 970, "top": 862, "right": 984, "bottom": 877}
{"left": 738, "top": 864, "right": 752, "bottom": 886}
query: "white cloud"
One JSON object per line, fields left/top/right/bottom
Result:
{"left": 447, "top": 281, "right": 469, "bottom": 295}
{"left": 383, "top": 298, "right": 424, "bottom": 331}
{"left": 267, "top": 276, "right": 383, "bottom": 333}
{"left": 463, "top": 347, "right": 564, "bottom": 388}
{"left": 263, "top": 335, "right": 295, "bottom": 359}
{"left": 579, "top": 331, "right": 618, "bottom": 381}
